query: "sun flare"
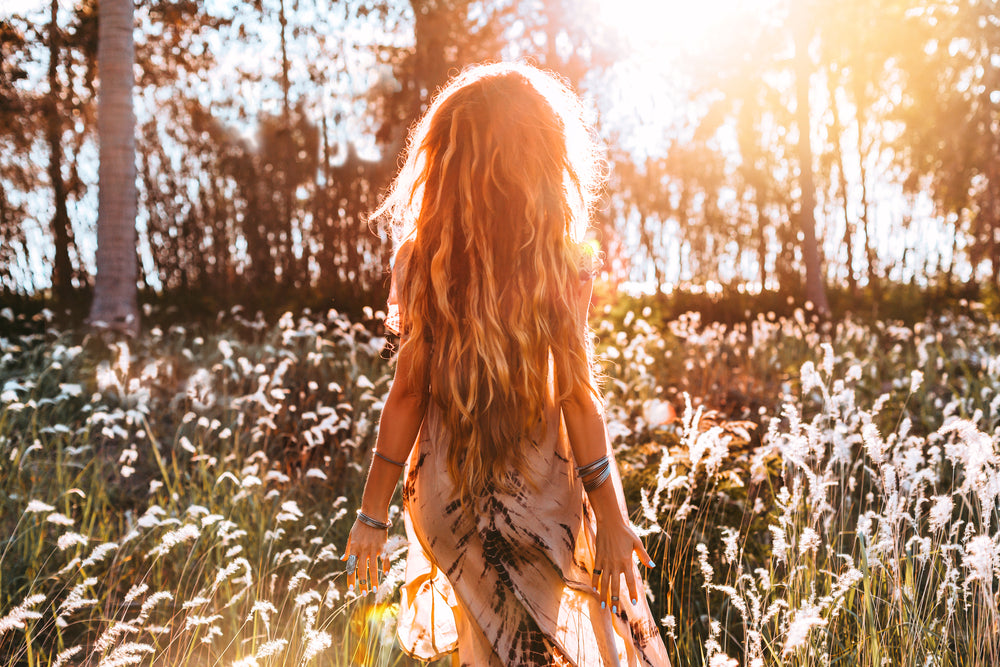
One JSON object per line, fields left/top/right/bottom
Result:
{"left": 596, "top": 0, "right": 778, "bottom": 62}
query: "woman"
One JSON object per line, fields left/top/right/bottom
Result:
{"left": 342, "top": 62, "right": 670, "bottom": 666}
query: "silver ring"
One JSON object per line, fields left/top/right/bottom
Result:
{"left": 610, "top": 596, "right": 620, "bottom": 601}
{"left": 592, "top": 569, "right": 603, "bottom": 575}
{"left": 345, "top": 554, "right": 357, "bottom": 576}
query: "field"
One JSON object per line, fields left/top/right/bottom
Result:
{"left": 1, "top": 302, "right": 998, "bottom": 666}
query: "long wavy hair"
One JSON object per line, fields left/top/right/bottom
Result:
{"left": 373, "top": 62, "right": 605, "bottom": 502}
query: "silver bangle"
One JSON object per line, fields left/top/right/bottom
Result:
{"left": 576, "top": 455, "right": 609, "bottom": 477}
{"left": 582, "top": 462, "right": 612, "bottom": 491}
{"left": 373, "top": 450, "right": 406, "bottom": 467}
{"left": 356, "top": 510, "right": 391, "bottom": 530}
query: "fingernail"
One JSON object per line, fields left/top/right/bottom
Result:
{"left": 631, "top": 598, "right": 637, "bottom": 605}
{"left": 612, "top": 605, "right": 617, "bottom": 614}
{"left": 647, "top": 560, "right": 656, "bottom": 568}
{"left": 348, "top": 585, "right": 354, "bottom": 594}
{"left": 593, "top": 587, "right": 598, "bottom": 593}
{"left": 601, "top": 601, "right": 605, "bottom": 609}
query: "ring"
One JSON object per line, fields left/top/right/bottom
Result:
{"left": 592, "top": 569, "right": 603, "bottom": 575}
{"left": 345, "top": 554, "right": 357, "bottom": 575}
{"left": 610, "top": 596, "right": 620, "bottom": 601}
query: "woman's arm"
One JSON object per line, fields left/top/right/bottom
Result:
{"left": 343, "top": 337, "right": 427, "bottom": 595}
{"left": 558, "top": 277, "right": 654, "bottom": 614}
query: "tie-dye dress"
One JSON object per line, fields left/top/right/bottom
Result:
{"left": 384, "top": 245, "right": 671, "bottom": 667}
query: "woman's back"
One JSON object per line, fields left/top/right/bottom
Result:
{"left": 344, "top": 62, "right": 671, "bottom": 666}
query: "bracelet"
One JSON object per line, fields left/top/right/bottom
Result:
{"left": 373, "top": 450, "right": 406, "bottom": 467}
{"left": 356, "top": 510, "right": 391, "bottom": 530}
{"left": 582, "top": 462, "right": 612, "bottom": 491}
{"left": 575, "top": 455, "right": 609, "bottom": 477}
{"left": 576, "top": 455, "right": 612, "bottom": 492}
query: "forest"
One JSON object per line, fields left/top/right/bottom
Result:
{"left": 2, "top": 0, "right": 998, "bottom": 317}
{"left": 1, "top": 1, "right": 1000, "bottom": 666}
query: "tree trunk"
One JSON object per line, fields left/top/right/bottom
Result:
{"left": 278, "top": 0, "right": 297, "bottom": 286}
{"left": 88, "top": 0, "right": 139, "bottom": 335}
{"left": 755, "top": 189, "right": 769, "bottom": 291}
{"left": 827, "top": 71, "right": 857, "bottom": 296}
{"left": 792, "top": 2, "right": 830, "bottom": 315}
{"left": 46, "top": 0, "right": 75, "bottom": 307}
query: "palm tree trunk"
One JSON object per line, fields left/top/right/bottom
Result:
{"left": 88, "top": 0, "right": 139, "bottom": 335}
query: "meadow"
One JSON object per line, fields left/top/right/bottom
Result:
{"left": 0, "top": 301, "right": 998, "bottom": 666}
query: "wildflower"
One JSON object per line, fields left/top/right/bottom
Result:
{"left": 276, "top": 500, "right": 303, "bottom": 523}
{"left": 47, "top": 512, "right": 75, "bottom": 526}
{"left": 710, "top": 655, "right": 738, "bottom": 667}
{"left": 0, "top": 594, "right": 46, "bottom": 636}
{"left": 963, "top": 535, "right": 997, "bottom": 585}
{"left": 185, "top": 613, "right": 222, "bottom": 630}
{"left": 769, "top": 525, "right": 789, "bottom": 565}
{"left": 148, "top": 524, "right": 200, "bottom": 558}
{"left": 52, "top": 646, "right": 83, "bottom": 667}
{"left": 123, "top": 583, "right": 148, "bottom": 605}
{"left": 782, "top": 602, "right": 826, "bottom": 655}
{"left": 58, "top": 532, "right": 89, "bottom": 551}
{"left": 136, "top": 591, "right": 173, "bottom": 624}
{"left": 95, "top": 641, "right": 154, "bottom": 667}
{"left": 289, "top": 569, "right": 310, "bottom": 592}
{"left": 721, "top": 528, "right": 739, "bottom": 564}
{"left": 246, "top": 601, "right": 278, "bottom": 632}
{"left": 58, "top": 578, "right": 99, "bottom": 616}
{"left": 800, "top": 361, "right": 821, "bottom": 393}
{"left": 861, "top": 422, "right": 886, "bottom": 465}
{"left": 928, "top": 495, "right": 954, "bottom": 532}
{"left": 25, "top": 499, "right": 55, "bottom": 514}
{"left": 301, "top": 628, "right": 332, "bottom": 662}
{"left": 798, "top": 528, "right": 821, "bottom": 556}
{"left": 255, "top": 638, "right": 287, "bottom": 658}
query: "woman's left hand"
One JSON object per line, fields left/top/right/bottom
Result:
{"left": 342, "top": 519, "right": 389, "bottom": 596}
{"left": 591, "top": 511, "right": 654, "bottom": 614}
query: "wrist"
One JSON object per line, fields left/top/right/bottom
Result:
{"left": 358, "top": 504, "right": 389, "bottom": 523}
{"left": 356, "top": 509, "right": 392, "bottom": 529}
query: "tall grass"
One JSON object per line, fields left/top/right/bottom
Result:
{"left": 1, "top": 303, "right": 998, "bottom": 665}
{"left": 605, "top": 306, "right": 1000, "bottom": 665}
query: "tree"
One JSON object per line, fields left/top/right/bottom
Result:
{"left": 45, "top": 0, "right": 77, "bottom": 306}
{"left": 791, "top": 0, "right": 830, "bottom": 315}
{"left": 88, "top": 0, "right": 138, "bottom": 333}
{"left": 894, "top": 0, "right": 1000, "bottom": 289}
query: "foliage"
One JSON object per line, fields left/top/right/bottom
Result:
{"left": 4, "top": 0, "right": 1000, "bottom": 309}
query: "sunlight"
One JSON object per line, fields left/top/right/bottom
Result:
{"left": 588, "top": 0, "right": 780, "bottom": 162}
{"left": 595, "top": 0, "right": 778, "bottom": 62}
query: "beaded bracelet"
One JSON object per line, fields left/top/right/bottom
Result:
{"left": 373, "top": 450, "right": 405, "bottom": 467}
{"left": 356, "top": 510, "right": 392, "bottom": 530}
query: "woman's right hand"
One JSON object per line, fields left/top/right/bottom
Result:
{"left": 590, "top": 512, "right": 655, "bottom": 614}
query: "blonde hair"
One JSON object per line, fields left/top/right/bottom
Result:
{"left": 374, "top": 62, "right": 605, "bottom": 502}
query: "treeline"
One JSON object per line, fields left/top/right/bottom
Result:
{"left": 1, "top": 0, "right": 999, "bottom": 316}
